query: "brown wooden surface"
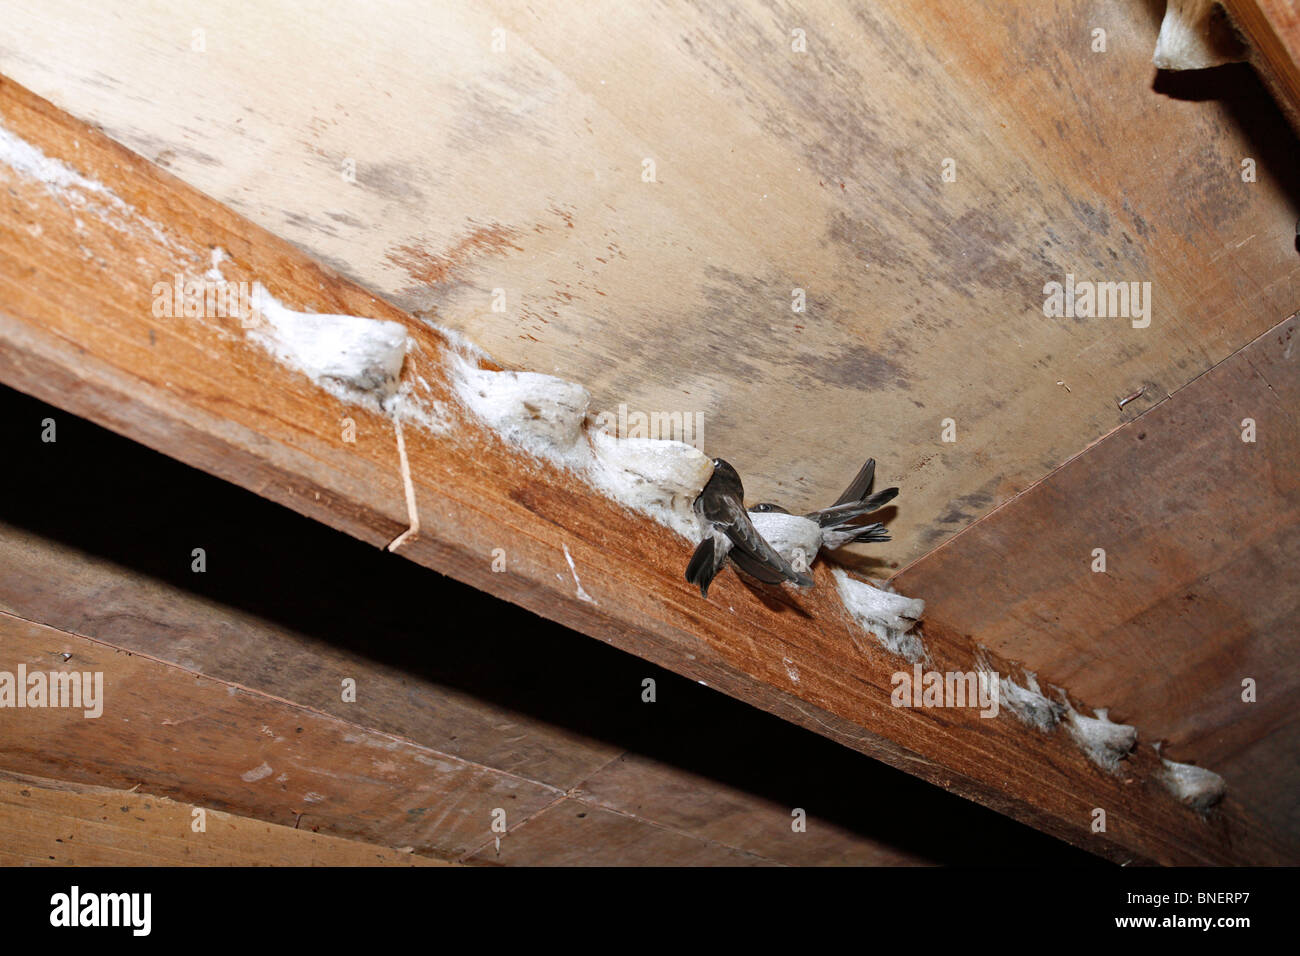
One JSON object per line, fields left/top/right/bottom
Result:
{"left": 0, "top": 610, "right": 931, "bottom": 866}
{"left": 464, "top": 798, "right": 776, "bottom": 867}
{"left": 0, "top": 76, "right": 1288, "bottom": 864}
{"left": 1227, "top": 0, "right": 1300, "bottom": 124}
{"left": 0, "top": 771, "right": 447, "bottom": 866}
{"left": 0, "top": 611, "right": 561, "bottom": 860}
{"left": 2, "top": 0, "right": 1297, "bottom": 566}
{"left": 896, "top": 313, "right": 1300, "bottom": 839}
{"left": 0, "top": 390, "right": 1093, "bottom": 866}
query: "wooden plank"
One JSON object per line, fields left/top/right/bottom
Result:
{"left": 573, "top": 753, "right": 926, "bottom": 866}
{"left": 0, "top": 612, "right": 908, "bottom": 867}
{"left": 0, "top": 771, "right": 447, "bottom": 866}
{"left": 896, "top": 313, "right": 1300, "bottom": 840}
{"left": 2, "top": 383, "right": 1098, "bottom": 866}
{"left": 0, "top": 518, "right": 627, "bottom": 794}
{"left": 464, "top": 798, "right": 777, "bottom": 867}
{"left": 0, "top": 611, "right": 560, "bottom": 860}
{"left": 2, "top": 0, "right": 1297, "bottom": 564}
{"left": 1226, "top": 0, "right": 1300, "bottom": 125}
{"left": 0, "top": 406, "right": 1099, "bottom": 866}
{"left": 0, "top": 77, "right": 1287, "bottom": 864}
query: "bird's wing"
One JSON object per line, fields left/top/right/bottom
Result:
{"left": 810, "top": 486, "right": 900, "bottom": 527}
{"left": 718, "top": 498, "right": 814, "bottom": 587}
{"left": 730, "top": 546, "right": 798, "bottom": 585}
{"left": 831, "top": 457, "right": 877, "bottom": 507}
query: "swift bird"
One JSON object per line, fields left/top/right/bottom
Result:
{"left": 685, "top": 457, "right": 898, "bottom": 598}
{"left": 749, "top": 456, "right": 898, "bottom": 573}
{"left": 686, "top": 459, "right": 813, "bottom": 598}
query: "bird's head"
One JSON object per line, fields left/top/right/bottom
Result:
{"left": 749, "top": 502, "right": 790, "bottom": 514}
{"left": 703, "top": 457, "right": 745, "bottom": 499}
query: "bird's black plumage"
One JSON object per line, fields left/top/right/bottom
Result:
{"left": 685, "top": 458, "right": 813, "bottom": 598}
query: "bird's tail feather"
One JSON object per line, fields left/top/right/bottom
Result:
{"left": 831, "top": 457, "right": 878, "bottom": 507}
{"left": 685, "top": 537, "right": 718, "bottom": 597}
{"left": 814, "top": 487, "right": 899, "bottom": 527}
{"left": 823, "top": 522, "right": 891, "bottom": 550}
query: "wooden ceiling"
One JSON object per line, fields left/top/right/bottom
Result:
{"left": 0, "top": 0, "right": 1296, "bottom": 863}
{"left": 4, "top": 0, "right": 1297, "bottom": 565}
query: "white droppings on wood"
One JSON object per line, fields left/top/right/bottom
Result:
{"left": 562, "top": 543, "right": 596, "bottom": 605}
{"left": 1065, "top": 706, "right": 1138, "bottom": 771}
{"left": 1000, "top": 671, "right": 1064, "bottom": 732}
{"left": 201, "top": 254, "right": 449, "bottom": 437}
{"left": 248, "top": 282, "right": 410, "bottom": 404}
{"left": 973, "top": 651, "right": 1063, "bottom": 733}
{"left": 1160, "top": 757, "right": 1227, "bottom": 812}
{"left": 832, "top": 569, "right": 926, "bottom": 663}
{"left": 974, "top": 648, "right": 1063, "bottom": 732}
{"left": 205, "top": 246, "right": 227, "bottom": 282}
{"left": 0, "top": 119, "right": 185, "bottom": 254}
{"left": 782, "top": 657, "right": 800, "bottom": 683}
{"left": 449, "top": 356, "right": 590, "bottom": 455}
{"left": 240, "top": 762, "right": 274, "bottom": 783}
{"left": 972, "top": 652, "right": 1226, "bottom": 807}
{"left": 587, "top": 429, "right": 711, "bottom": 539}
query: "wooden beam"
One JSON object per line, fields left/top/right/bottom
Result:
{"left": 3, "top": 0, "right": 1298, "bottom": 565}
{"left": 0, "top": 76, "right": 1286, "bottom": 864}
{"left": 0, "top": 413, "right": 975, "bottom": 865}
{"left": 1227, "top": 0, "right": 1300, "bottom": 125}
{"left": 0, "top": 771, "right": 448, "bottom": 866}
{"left": 0, "top": 612, "right": 857, "bottom": 866}
{"left": 0, "top": 610, "right": 560, "bottom": 860}
{"left": 895, "top": 312, "right": 1300, "bottom": 842}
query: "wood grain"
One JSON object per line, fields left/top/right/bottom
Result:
{"left": 1227, "top": 0, "right": 1300, "bottom": 125}
{"left": 0, "top": 611, "right": 560, "bottom": 860}
{"left": 0, "top": 388, "right": 1098, "bottom": 866}
{"left": 464, "top": 798, "right": 778, "bottom": 867}
{"left": 0, "top": 771, "right": 448, "bottom": 866}
{"left": 0, "top": 76, "right": 1288, "bottom": 863}
{"left": 1, "top": 0, "right": 1296, "bottom": 565}
{"left": 897, "top": 313, "right": 1300, "bottom": 839}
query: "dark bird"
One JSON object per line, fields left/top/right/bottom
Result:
{"left": 685, "top": 457, "right": 898, "bottom": 599}
{"left": 685, "top": 458, "right": 813, "bottom": 598}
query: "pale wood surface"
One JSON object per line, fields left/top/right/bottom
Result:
{"left": 2, "top": 0, "right": 1297, "bottom": 567}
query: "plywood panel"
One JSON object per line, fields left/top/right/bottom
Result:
{"left": 896, "top": 313, "right": 1300, "bottom": 837}
{"left": 1, "top": 0, "right": 1296, "bottom": 566}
